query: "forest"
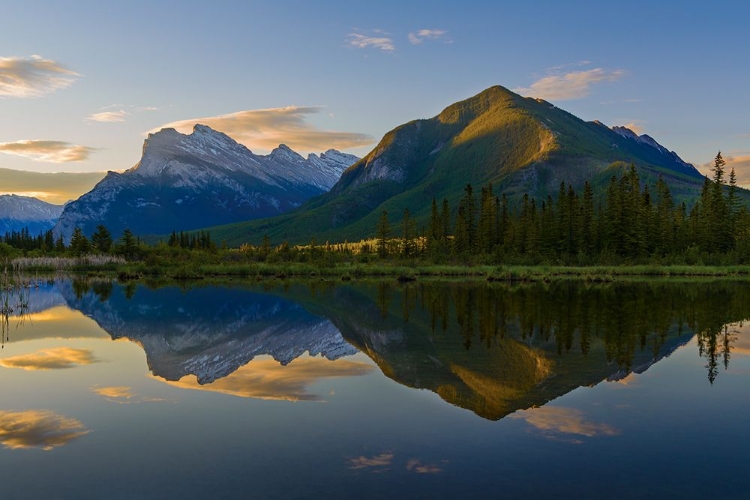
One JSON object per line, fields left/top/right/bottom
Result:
{"left": 2, "top": 153, "right": 748, "bottom": 268}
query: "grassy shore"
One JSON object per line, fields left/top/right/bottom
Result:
{"left": 9, "top": 256, "right": 750, "bottom": 283}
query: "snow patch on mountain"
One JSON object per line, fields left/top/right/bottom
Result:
{"left": 53, "top": 124, "right": 358, "bottom": 241}
{"left": 0, "top": 194, "right": 64, "bottom": 233}
{"left": 611, "top": 125, "right": 698, "bottom": 174}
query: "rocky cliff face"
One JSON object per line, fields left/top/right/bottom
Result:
{"left": 53, "top": 124, "right": 358, "bottom": 241}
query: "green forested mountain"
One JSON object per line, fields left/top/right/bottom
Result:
{"left": 208, "top": 85, "right": 708, "bottom": 245}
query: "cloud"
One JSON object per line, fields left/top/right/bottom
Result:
{"left": 406, "top": 459, "right": 443, "bottom": 474}
{"left": 0, "top": 140, "right": 96, "bottom": 163}
{"left": 0, "top": 55, "right": 79, "bottom": 98}
{"left": 92, "top": 386, "right": 135, "bottom": 401}
{"left": 87, "top": 110, "right": 129, "bottom": 122}
{"left": 698, "top": 154, "right": 750, "bottom": 187}
{"left": 151, "top": 106, "right": 373, "bottom": 154}
{"left": 622, "top": 122, "right": 645, "bottom": 135}
{"left": 91, "top": 386, "right": 166, "bottom": 404}
{"left": 510, "top": 406, "right": 620, "bottom": 438}
{"left": 347, "top": 32, "right": 395, "bottom": 52}
{"left": 163, "top": 355, "right": 374, "bottom": 401}
{"left": 408, "top": 29, "right": 448, "bottom": 45}
{"left": 0, "top": 168, "right": 106, "bottom": 204}
{"left": 514, "top": 68, "right": 627, "bottom": 101}
{"left": 0, "top": 347, "right": 98, "bottom": 370}
{"left": 0, "top": 410, "right": 89, "bottom": 450}
{"left": 348, "top": 452, "right": 394, "bottom": 470}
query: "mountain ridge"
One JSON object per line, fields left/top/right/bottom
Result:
{"left": 53, "top": 124, "right": 358, "bottom": 241}
{"left": 205, "top": 85, "right": 706, "bottom": 246}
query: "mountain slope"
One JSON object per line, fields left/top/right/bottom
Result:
{"left": 53, "top": 124, "right": 358, "bottom": 241}
{"left": 208, "top": 85, "right": 705, "bottom": 245}
{"left": 0, "top": 194, "right": 64, "bottom": 234}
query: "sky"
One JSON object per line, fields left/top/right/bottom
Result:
{"left": 1, "top": 0, "right": 749, "bottom": 202}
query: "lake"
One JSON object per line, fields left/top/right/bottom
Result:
{"left": 1, "top": 278, "right": 748, "bottom": 499}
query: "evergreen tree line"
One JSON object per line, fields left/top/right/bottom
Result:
{"left": 376, "top": 153, "right": 750, "bottom": 263}
{"left": 167, "top": 230, "right": 215, "bottom": 251}
{"left": 1, "top": 224, "right": 144, "bottom": 259}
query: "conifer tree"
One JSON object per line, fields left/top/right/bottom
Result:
{"left": 376, "top": 210, "right": 391, "bottom": 258}
{"left": 91, "top": 224, "right": 113, "bottom": 253}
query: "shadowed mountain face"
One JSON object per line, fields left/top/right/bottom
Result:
{"left": 47, "top": 279, "right": 750, "bottom": 420}
{"left": 210, "top": 85, "right": 709, "bottom": 245}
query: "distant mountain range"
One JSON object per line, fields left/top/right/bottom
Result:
{"left": 53, "top": 124, "right": 358, "bottom": 241}
{"left": 0, "top": 194, "right": 63, "bottom": 234}
{"left": 208, "top": 85, "right": 708, "bottom": 245}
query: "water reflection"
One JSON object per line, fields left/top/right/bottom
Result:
{"left": 0, "top": 410, "right": 89, "bottom": 451}
{"left": 5, "top": 278, "right": 750, "bottom": 421}
{"left": 0, "top": 347, "right": 98, "bottom": 370}
{"left": 163, "top": 355, "right": 374, "bottom": 401}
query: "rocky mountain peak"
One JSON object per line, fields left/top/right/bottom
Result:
{"left": 53, "top": 124, "right": 359, "bottom": 241}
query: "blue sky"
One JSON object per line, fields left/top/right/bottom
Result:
{"left": 1, "top": 0, "right": 748, "bottom": 195}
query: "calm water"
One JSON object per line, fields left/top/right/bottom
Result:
{"left": 1, "top": 278, "right": 748, "bottom": 499}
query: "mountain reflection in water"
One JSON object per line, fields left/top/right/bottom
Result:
{"left": 10, "top": 278, "right": 750, "bottom": 420}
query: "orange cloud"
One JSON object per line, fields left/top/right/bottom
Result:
{"left": 151, "top": 106, "right": 372, "bottom": 155}
{"left": 92, "top": 386, "right": 135, "bottom": 402}
{"left": 621, "top": 122, "right": 645, "bottom": 135}
{"left": 0, "top": 347, "right": 98, "bottom": 370}
{"left": 0, "top": 410, "right": 89, "bottom": 450}
{"left": 0, "top": 140, "right": 95, "bottom": 163}
{"left": 162, "top": 355, "right": 374, "bottom": 402}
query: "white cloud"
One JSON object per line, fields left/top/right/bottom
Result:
{"left": 347, "top": 32, "right": 395, "bottom": 52}
{"left": 0, "top": 55, "right": 79, "bottom": 98}
{"left": 510, "top": 406, "right": 620, "bottom": 438}
{"left": 514, "top": 68, "right": 627, "bottom": 101}
{"left": 87, "top": 110, "right": 129, "bottom": 122}
{"left": 150, "top": 106, "right": 372, "bottom": 154}
{"left": 0, "top": 140, "right": 96, "bottom": 163}
{"left": 408, "top": 29, "right": 448, "bottom": 45}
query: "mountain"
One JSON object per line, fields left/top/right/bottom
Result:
{"left": 53, "top": 124, "right": 358, "bottom": 241}
{"left": 0, "top": 194, "right": 64, "bottom": 234}
{"left": 208, "top": 85, "right": 706, "bottom": 245}
{"left": 58, "top": 281, "right": 356, "bottom": 384}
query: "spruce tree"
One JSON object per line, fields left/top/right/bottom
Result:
{"left": 376, "top": 210, "right": 391, "bottom": 258}
{"left": 91, "top": 224, "right": 113, "bottom": 253}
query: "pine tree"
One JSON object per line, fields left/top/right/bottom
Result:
{"left": 69, "top": 227, "right": 90, "bottom": 256}
{"left": 91, "top": 224, "right": 113, "bottom": 253}
{"left": 477, "top": 183, "right": 497, "bottom": 254}
{"left": 400, "top": 208, "right": 416, "bottom": 258}
{"left": 119, "top": 228, "right": 137, "bottom": 259}
{"left": 376, "top": 210, "right": 391, "bottom": 258}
